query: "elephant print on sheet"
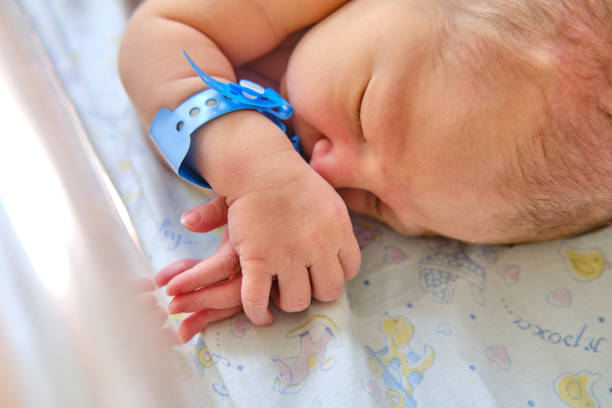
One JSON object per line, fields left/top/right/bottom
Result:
{"left": 272, "top": 315, "right": 341, "bottom": 394}
{"left": 419, "top": 238, "right": 499, "bottom": 305}
{"left": 363, "top": 316, "right": 434, "bottom": 408}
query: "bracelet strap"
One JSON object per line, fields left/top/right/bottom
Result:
{"left": 149, "top": 50, "right": 301, "bottom": 188}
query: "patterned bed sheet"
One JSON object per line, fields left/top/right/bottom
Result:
{"left": 19, "top": 0, "right": 612, "bottom": 406}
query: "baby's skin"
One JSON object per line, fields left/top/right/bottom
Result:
{"left": 122, "top": 0, "right": 368, "bottom": 341}
{"left": 120, "top": 0, "right": 607, "bottom": 341}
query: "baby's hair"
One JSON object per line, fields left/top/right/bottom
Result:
{"left": 433, "top": 0, "right": 612, "bottom": 239}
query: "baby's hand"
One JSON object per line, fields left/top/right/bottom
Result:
{"left": 225, "top": 165, "right": 361, "bottom": 324}
{"left": 132, "top": 278, "right": 181, "bottom": 346}
{"left": 158, "top": 164, "right": 360, "bottom": 339}
{"left": 154, "top": 230, "right": 244, "bottom": 343}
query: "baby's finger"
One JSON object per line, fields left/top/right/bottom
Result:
{"left": 166, "top": 242, "right": 239, "bottom": 296}
{"left": 339, "top": 235, "right": 362, "bottom": 281}
{"left": 177, "top": 306, "right": 242, "bottom": 343}
{"left": 181, "top": 195, "right": 228, "bottom": 233}
{"left": 241, "top": 264, "right": 274, "bottom": 326}
{"left": 276, "top": 267, "right": 311, "bottom": 312}
{"left": 131, "top": 277, "right": 156, "bottom": 293}
{"left": 155, "top": 259, "right": 201, "bottom": 287}
{"left": 270, "top": 279, "right": 281, "bottom": 308}
{"left": 136, "top": 292, "right": 168, "bottom": 325}
{"left": 169, "top": 275, "right": 242, "bottom": 313}
{"left": 159, "top": 327, "right": 181, "bottom": 346}
{"left": 309, "top": 258, "right": 345, "bottom": 303}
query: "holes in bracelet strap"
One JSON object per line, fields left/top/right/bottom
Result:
{"left": 205, "top": 98, "right": 217, "bottom": 107}
{"left": 189, "top": 107, "right": 200, "bottom": 116}
{"left": 176, "top": 121, "right": 184, "bottom": 131}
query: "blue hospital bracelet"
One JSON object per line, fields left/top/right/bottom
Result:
{"left": 149, "top": 50, "right": 302, "bottom": 188}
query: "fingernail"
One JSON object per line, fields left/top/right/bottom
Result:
{"left": 181, "top": 210, "right": 201, "bottom": 226}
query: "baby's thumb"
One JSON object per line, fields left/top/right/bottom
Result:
{"left": 181, "top": 195, "right": 228, "bottom": 233}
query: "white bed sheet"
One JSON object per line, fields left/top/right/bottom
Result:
{"left": 19, "top": 1, "right": 612, "bottom": 406}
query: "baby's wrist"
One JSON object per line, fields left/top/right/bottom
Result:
{"left": 190, "top": 110, "right": 307, "bottom": 199}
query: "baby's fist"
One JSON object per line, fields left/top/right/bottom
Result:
{"left": 227, "top": 166, "right": 361, "bottom": 325}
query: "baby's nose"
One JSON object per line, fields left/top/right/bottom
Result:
{"left": 309, "top": 137, "right": 359, "bottom": 188}
{"left": 308, "top": 137, "right": 332, "bottom": 179}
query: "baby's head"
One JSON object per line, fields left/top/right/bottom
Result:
{"left": 284, "top": 0, "right": 612, "bottom": 243}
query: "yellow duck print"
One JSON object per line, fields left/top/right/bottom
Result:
{"left": 554, "top": 371, "right": 601, "bottom": 408}
{"left": 564, "top": 249, "right": 607, "bottom": 281}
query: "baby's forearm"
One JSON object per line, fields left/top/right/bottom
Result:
{"left": 119, "top": 2, "right": 306, "bottom": 196}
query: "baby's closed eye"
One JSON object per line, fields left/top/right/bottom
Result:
{"left": 354, "top": 78, "right": 370, "bottom": 138}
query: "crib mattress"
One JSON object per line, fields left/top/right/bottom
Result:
{"left": 19, "top": 0, "right": 612, "bottom": 406}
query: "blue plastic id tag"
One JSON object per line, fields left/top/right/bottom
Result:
{"left": 149, "top": 50, "right": 302, "bottom": 188}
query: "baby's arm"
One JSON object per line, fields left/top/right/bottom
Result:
{"left": 119, "top": 0, "right": 360, "bottom": 335}
{"left": 120, "top": 0, "right": 348, "bottom": 122}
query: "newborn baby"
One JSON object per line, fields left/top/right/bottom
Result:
{"left": 120, "top": 0, "right": 612, "bottom": 341}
